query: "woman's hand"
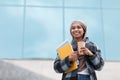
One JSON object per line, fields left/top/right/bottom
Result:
{"left": 68, "top": 51, "right": 78, "bottom": 62}
{"left": 79, "top": 47, "right": 94, "bottom": 56}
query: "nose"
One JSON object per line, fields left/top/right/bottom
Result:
{"left": 74, "top": 28, "right": 78, "bottom": 30}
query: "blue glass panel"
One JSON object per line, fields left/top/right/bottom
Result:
{"left": 0, "top": 7, "right": 24, "bottom": 58}
{"left": 0, "top": 0, "right": 24, "bottom": 5}
{"left": 26, "top": 0, "right": 63, "bottom": 6}
{"left": 64, "top": 0, "right": 100, "bottom": 8}
{"left": 102, "top": 0, "right": 120, "bottom": 8}
{"left": 64, "top": 9, "right": 105, "bottom": 59}
{"left": 103, "top": 10, "right": 120, "bottom": 61}
{"left": 24, "top": 8, "right": 63, "bottom": 59}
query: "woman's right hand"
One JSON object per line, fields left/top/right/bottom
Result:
{"left": 68, "top": 51, "right": 78, "bottom": 62}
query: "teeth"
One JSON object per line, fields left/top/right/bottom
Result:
{"left": 74, "top": 33, "right": 79, "bottom": 35}
{"left": 74, "top": 32, "right": 79, "bottom": 34}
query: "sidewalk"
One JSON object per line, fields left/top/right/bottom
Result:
{"left": 0, "top": 60, "right": 53, "bottom": 80}
{"left": 0, "top": 60, "right": 120, "bottom": 80}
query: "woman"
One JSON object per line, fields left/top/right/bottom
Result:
{"left": 54, "top": 20, "right": 104, "bottom": 80}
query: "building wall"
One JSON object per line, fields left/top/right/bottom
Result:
{"left": 0, "top": 0, "right": 120, "bottom": 61}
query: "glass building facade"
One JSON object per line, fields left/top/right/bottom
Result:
{"left": 0, "top": 0, "right": 120, "bottom": 61}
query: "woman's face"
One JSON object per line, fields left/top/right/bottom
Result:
{"left": 71, "top": 22, "right": 84, "bottom": 39}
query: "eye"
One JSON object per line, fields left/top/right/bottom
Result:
{"left": 77, "top": 26, "right": 82, "bottom": 29}
{"left": 71, "top": 26, "right": 75, "bottom": 29}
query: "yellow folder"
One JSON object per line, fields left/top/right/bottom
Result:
{"left": 57, "top": 40, "right": 78, "bottom": 73}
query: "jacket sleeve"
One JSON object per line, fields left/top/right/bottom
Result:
{"left": 53, "top": 54, "right": 73, "bottom": 73}
{"left": 86, "top": 42, "right": 104, "bottom": 71}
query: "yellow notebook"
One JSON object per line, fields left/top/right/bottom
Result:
{"left": 57, "top": 40, "right": 77, "bottom": 73}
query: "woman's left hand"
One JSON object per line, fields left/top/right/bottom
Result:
{"left": 80, "top": 47, "right": 94, "bottom": 56}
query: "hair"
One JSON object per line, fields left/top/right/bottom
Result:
{"left": 70, "top": 20, "right": 87, "bottom": 39}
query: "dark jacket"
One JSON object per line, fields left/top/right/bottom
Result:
{"left": 54, "top": 37, "right": 104, "bottom": 80}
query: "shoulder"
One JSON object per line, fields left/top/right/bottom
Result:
{"left": 85, "top": 38, "right": 97, "bottom": 49}
{"left": 85, "top": 38, "right": 98, "bottom": 54}
{"left": 86, "top": 41, "right": 97, "bottom": 48}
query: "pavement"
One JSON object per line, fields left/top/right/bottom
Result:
{"left": 0, "top": 60, "right": 53, "bottom": 80}
{"left": 0, "top": 60, "right": 120, "bottom": 80}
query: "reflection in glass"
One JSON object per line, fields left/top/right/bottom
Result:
{"left": 24, "top": 8, "right": 63, "bottom": 59}
{"left": 0, "top": 7, "right": 24, "bottom": 58}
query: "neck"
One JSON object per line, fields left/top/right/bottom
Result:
{"left": 74, "top": 37, "right": 83, "bottom": 42}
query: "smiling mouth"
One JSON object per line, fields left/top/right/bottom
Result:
{"left": 74, "top": 32, "right": 80, "bottom": 35}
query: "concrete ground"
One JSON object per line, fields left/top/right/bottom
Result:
{"left": 0, "top": 60, "right": 120, "bottom": 80}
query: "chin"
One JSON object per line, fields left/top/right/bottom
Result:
{"left": 74, "top": 36, "right": 81, "bottom": 39}
{"left": 74, "top": 35, "right": 81, "bottom": 38}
